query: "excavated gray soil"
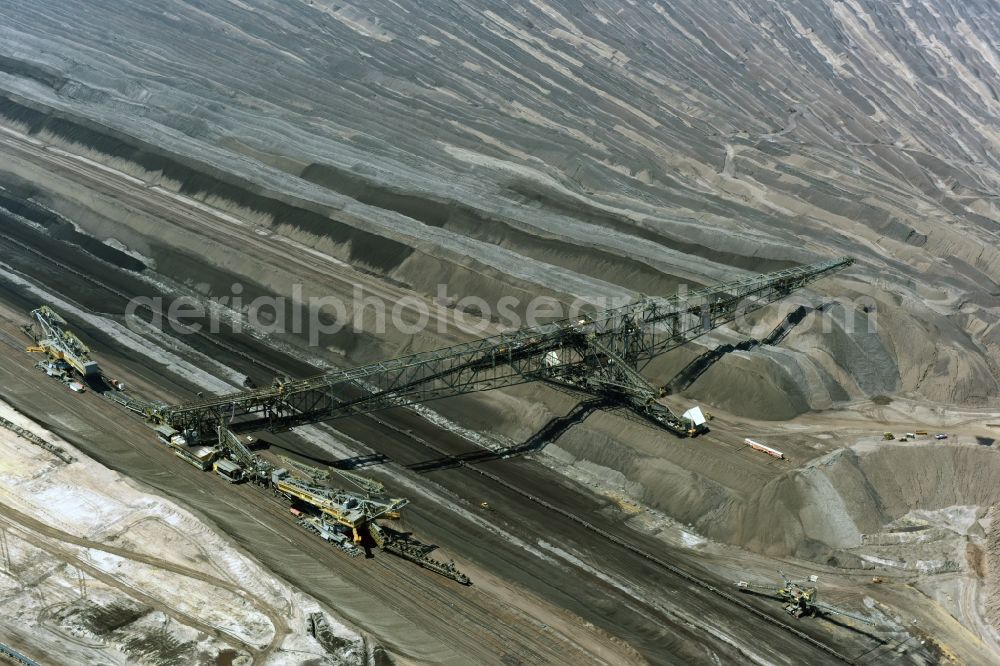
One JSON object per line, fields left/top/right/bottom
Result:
{"left": 0, "top": 0, "right": 998, "bottom": 413}
{"left": 1, "top": 1, "right": 1000, "bottom": 652}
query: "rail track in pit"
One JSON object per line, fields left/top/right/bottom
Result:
{"left": 243, "top": 486, "right": 566, "bottom": 665}
{"left": 0, "top": 227, "right": 859, "bottom": 664}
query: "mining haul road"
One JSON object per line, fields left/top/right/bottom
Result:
{"left": 0, "top": 133, "right": 878, "bottom": 664}
{"left": 0, "top": 501, "right": 291, "bottom": 665}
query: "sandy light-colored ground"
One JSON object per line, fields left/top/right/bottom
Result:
{"left": 0, "top": 399, "right": 362, "bottom": 665}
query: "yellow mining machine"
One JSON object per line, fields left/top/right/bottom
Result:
{"left": 736, "top": 571, "right": 874, "bottom": 625}
{"left": 23, "top": 306, "right": 101, "bottom": 378}
{"left": 272, "top": 467, "right": 407, "bottom": 547}
{"left": 272, "top": 466, "right": 468, "bottom": 582}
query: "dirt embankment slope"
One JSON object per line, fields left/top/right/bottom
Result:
{"left": 0, "top": 0, "right": 998, "bottom": 415}
{"left": 0, "top": 401, "right": 361, "bottom": 665}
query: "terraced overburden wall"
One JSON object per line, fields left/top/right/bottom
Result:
{"left": 2, "top": 0, "right": 998, "bottom": 409}
{"left": 1, "top": 0, "right": 1000, "bottom": 566}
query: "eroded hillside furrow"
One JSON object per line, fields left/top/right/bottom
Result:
{"left": 0, "top": 0, "right": 997, "bottom": 415}
{"left": 0, "top": 4, "right": 996, "bottom": 411}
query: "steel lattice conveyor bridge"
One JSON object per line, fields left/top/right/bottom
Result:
{"left": 151, "top": 257, "right": 854, "bottom": 441}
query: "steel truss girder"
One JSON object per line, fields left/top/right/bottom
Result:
{"left": 154, "top": 257, "right": 853, "bottom": 441}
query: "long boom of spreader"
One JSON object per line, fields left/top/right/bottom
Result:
{"left": 152, "top": 257, "right": 853, "bottom": 441}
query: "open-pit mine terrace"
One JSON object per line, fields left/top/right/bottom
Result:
{"left": 1, "top": 0, "right": 1000, "bottom": 664}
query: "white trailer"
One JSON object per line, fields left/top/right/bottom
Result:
{"left": 744, "top": 438, "right": 785, "bottom": 459}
